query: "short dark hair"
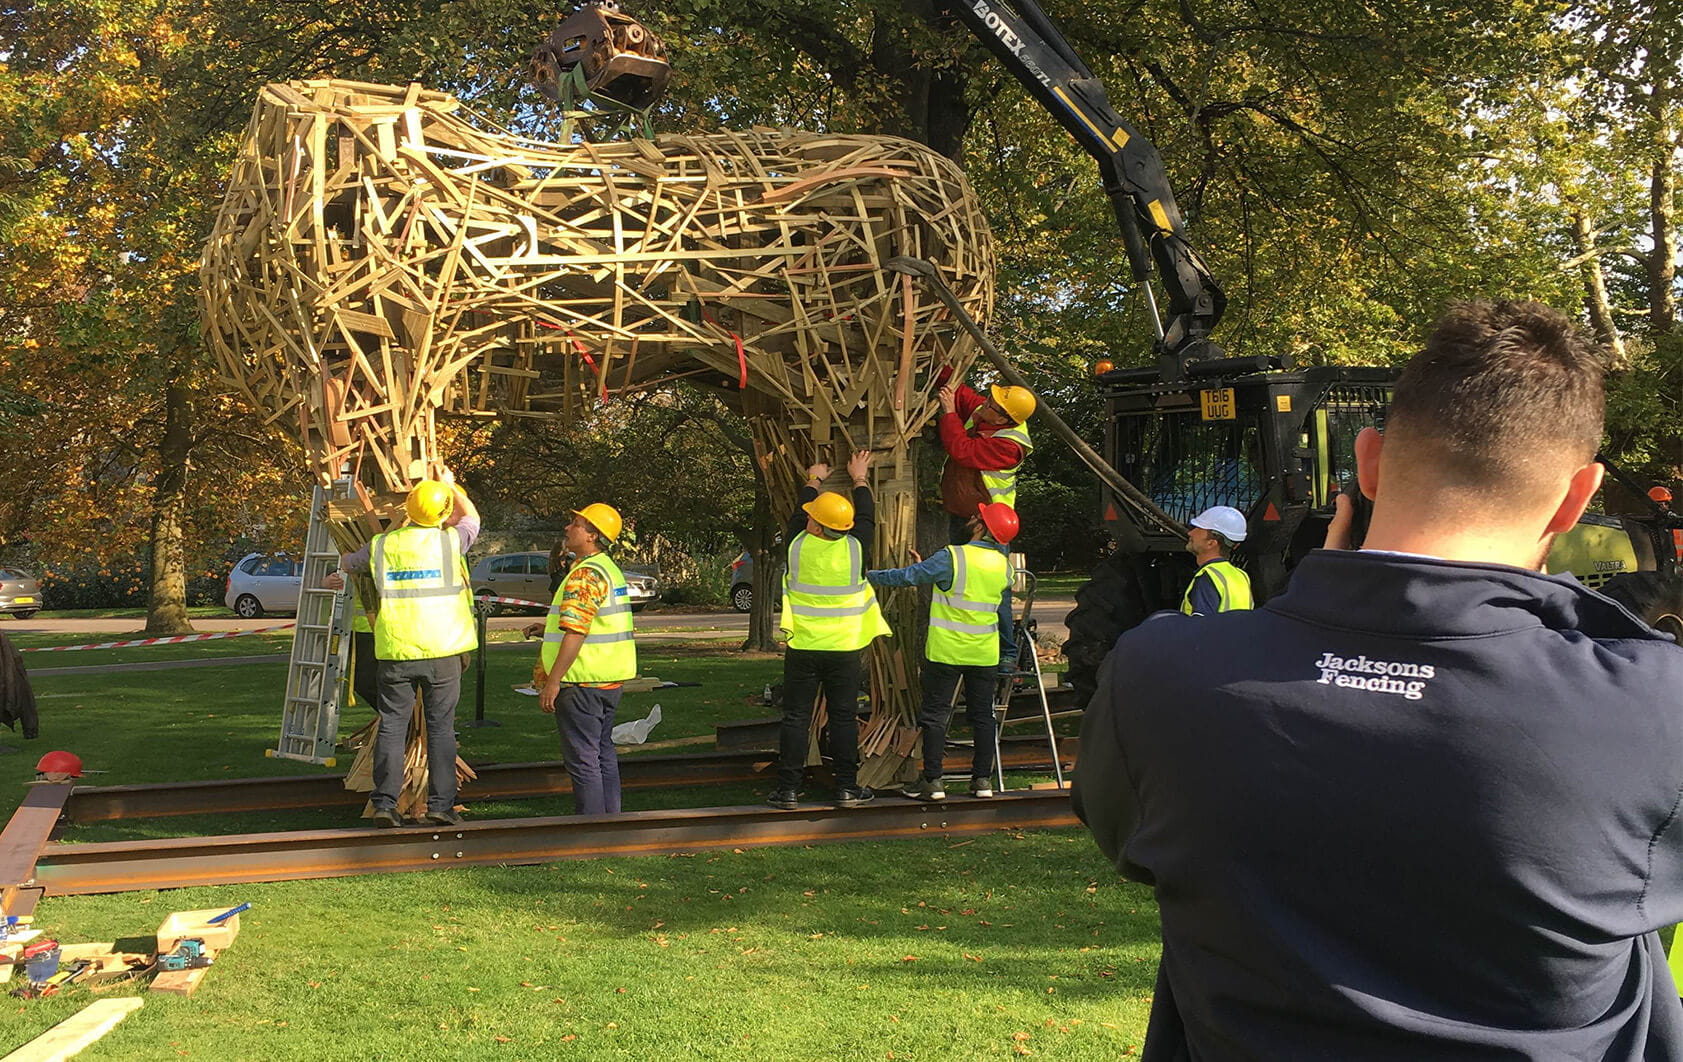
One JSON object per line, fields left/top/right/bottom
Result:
{"left": 1386, "top": 301, "right": 1606, "bottom": 495}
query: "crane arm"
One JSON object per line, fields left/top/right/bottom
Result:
{"left": 945, "top": 0, "right": 1226, "bottom": 368}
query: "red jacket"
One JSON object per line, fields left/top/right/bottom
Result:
{"left": 940, "top": 384, "right": 1025, "bottom": 515}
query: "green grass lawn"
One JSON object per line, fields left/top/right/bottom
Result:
{"left": 2, "top": 604, "right": 234, "bottom": 621}
{"left": 1029, "top": 572, "right": 1087, "bottom": 597}
{"left": 5, "top": 638, "right": 780, "bottom": 791}
{"left": 3, "top": 634, "right": 1158, "bottom": 1058}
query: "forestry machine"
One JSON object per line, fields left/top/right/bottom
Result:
{"left": 936, "top": 0, "right": 1680, "bottom": 696}
{"left": 530, "top": 3, "right": 1683, "bottom": 698}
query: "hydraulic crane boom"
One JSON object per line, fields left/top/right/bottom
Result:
{"left": 944, "top": 0, "right": 1226, "bottom": 372}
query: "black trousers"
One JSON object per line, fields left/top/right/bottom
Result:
{"left": 777, "top": 647, "right": 864, "bottom": 790}
{"left": 351, "top": 631, "right": 378, "bottom": 710}
{"left": 372, "top": 655, "right": 462, "bottom": 815}
{"left": 918, "top": 659, "right": 999, "bottom": 781}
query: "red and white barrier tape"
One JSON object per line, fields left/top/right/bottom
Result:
{"left": 20, "top": 595, "right": 553, "bottom": 654}
{"left": 478, "top": 595, "right": 551, "bottom": 610}
{"left": 19, "top": 623, "right": 297, "bottom": 653}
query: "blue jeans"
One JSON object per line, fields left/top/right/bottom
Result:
{"left": 556, "top": 685, "right": 623, "bottom": 815}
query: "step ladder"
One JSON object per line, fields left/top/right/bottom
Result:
{"left": 989, "top": 560, "right": 1065, "bottom": 792}
{"left": 270, "top": 477, "right": 356, "bottom": 765}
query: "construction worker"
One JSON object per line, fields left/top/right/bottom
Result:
{"left": 868, "top": 502, "right": 1019, "bottom": 801}
{"left": 1182, "top": 505, "right": 1253, "bottom": 616}
{"left": 522, "top": 504, "right": 636, "bottom": 816}
{"left": 328, "top": 474, "right": 480, "bottom": 828}
{"left": 767, "top": 450, "right": 891, "bottom": 810}
{"left": 1072, "top": 299, "right": 1683, "bottom": 1056}
{"left": 937, "top": 376, "right": 1035, "bottom": 536}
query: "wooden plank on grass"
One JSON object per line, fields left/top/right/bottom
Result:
{"left": 1, "top": 997, "right": 144, "bottom": 1062}
{"left": 149, "top": 964, "right": 214, "bottom": 996}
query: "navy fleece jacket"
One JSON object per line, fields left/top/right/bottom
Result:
{"left": 1074, "top": 549, "right": 1683, "bottom": 1060}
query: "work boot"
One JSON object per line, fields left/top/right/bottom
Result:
{"left": 835, "top": 786, "right": 875, "bottom": 808}
{"left": 970, "top": 777, "right": 995, "bottom": 799}
{"left": 904, "top": 777, "right": 946, "bottom": 801}
{"left": 425, "top": 808, "right": 463, "bottom": 826}
{"left": 371, "top": 807, "right": 402, "bottom": 829}
{"left": 766, "top": 788, "right": 799, "bottom": 810}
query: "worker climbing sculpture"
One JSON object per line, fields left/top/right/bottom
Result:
{"left": 199, "top": 10, "right": 997, "bottom": 787}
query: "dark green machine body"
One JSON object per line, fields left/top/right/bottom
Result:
{"left": 1061, "top": 364, "right": 1393, "bottom": 697}
{"left": 1061, "top": 363, "right": 1682, "bottom": 699}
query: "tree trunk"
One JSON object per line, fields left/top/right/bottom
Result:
{"left": 1648, "top": 152, "right": 1678, "bottom": 334}
{"left": 144, "top": 383, "right": 195, "bottom": 636}
{"left": 869, "top": 1, "right": 975, "bottom": 161}
{"left": 1569, "top": 207, "right": 1627, "bottom": 366}
{"left": 742, "top": 462, "right": 781, "bottom": 652}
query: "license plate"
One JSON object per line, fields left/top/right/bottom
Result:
{"left": 13, "top": 597, "right": 34, "bottom": 604}
{"left": 1200, "top": 387, "right": 1236, "bottom": 420}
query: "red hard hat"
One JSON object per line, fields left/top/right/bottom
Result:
{"left": 1650, "top": 485, "right": 1673, "bottom": 504}
{"left": 977, "top": 502, "right": 1020, "bottom": 544}
{"left": 36, "top": 750, "right": 82, "bottom": 777}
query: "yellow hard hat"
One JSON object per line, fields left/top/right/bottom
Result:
{"left": 801, "top": 491, "right": 855, "bottom": 532}
{"left": 573, "top": 502, "right": 624, "bottom": 542}
{"left": 405, "top": 480, "right": 454, "bottom": 527}
{"left": 990, "top": 384, "right": 1037, "bottom": 423}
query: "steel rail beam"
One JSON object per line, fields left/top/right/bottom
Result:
{"left": 0, "top": 783, "right": 70, "bottom": 918}
{"left": 62, "top": 751, "right": 774, "bottom": 823}
{"left": 33, "top": 790, "right": 1079, "bottom": 896}
{"left": 63, "top": 739, "right": 1073, "bottom": 823}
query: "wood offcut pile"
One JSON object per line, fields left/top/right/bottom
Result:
{"left": 199, "top": 78, "right": 998, "bottom": 785}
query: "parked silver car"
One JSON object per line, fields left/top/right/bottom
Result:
{"left": 0, "top": 568, "right": 43, "bottom": 619}
{"left": 470, "top": 551, "right": 657, "bottom": 614}
{"left": 470, "top": 551, "right": 550, "bottom": 612}
{"left": 224, "top": 553, "right": 302, "bottom": 618}
{"left": 727, "top": 550, "right": 782, "bottom": 613}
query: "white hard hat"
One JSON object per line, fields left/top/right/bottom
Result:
{"left": 1190, "top": 505, "right": 1248, "bottom": 543}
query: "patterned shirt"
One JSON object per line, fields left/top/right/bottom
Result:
{"left": 551, "top": 560, "right": 621, "bottom": 690}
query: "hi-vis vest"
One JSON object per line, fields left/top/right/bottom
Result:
{"left": 543, "top": 553, "right": 637, "bottom": 683}
{"left": 1180, "top": 559, "right": 1254, "bottom": 615}
{"left": 926, "top": 542, "right": 1011, "bottom": 666}
{"left": 371, "top": 525, "right": 477, "bottom": 660}
{"left": 780, "top": 530, "right": 892, "bottom": 651}
{"left": 963, "top": 412, "right": 1033, "bottom": 507}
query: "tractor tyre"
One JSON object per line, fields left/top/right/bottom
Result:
{"left": 1062, "top": 553, "right": 1153, "bottom": 705}
{"left": 1600, "top": 570, "right": 1683, "bottom": 628}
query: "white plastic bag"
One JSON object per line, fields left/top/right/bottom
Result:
{"left": 611, "top": 702, "right": 662, "bottom": 745}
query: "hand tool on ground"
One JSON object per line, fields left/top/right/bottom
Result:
{"left": 21, "top": 939, "right": 60, "bottom": 981}
{"left": 206, "top": 902, "right": 250, "bottom": 925}
{"left": 158, "top": 938, "right": 213, "bottom": 972}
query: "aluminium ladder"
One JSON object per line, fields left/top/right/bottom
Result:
{"left": 989, "top": 561, "right": 1066, "bottom": 792}
{"left": 271, "top": 477, "right": 357, "bottom": 765}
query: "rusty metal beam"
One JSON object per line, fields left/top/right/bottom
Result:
{"left": 63, "top": 739, "right": 1072, "bottom": 823}
{"left": 33, "top": 790, "right": 1079, "bottom": 896}
{"left": 1, "top": 783, "right": 71, "bottom": 918}
{"left": 62, "top": 751, "right": 775, "bottom": 823}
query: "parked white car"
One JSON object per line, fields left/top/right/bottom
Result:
{"left": 224, "top": 553, "right": 302, "bottom": 618}
{"left": 0, "top": 567, "right": 43, "bottom": 619}
{"left": 470, "top": 550, "right": 658, "bottom": 614}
